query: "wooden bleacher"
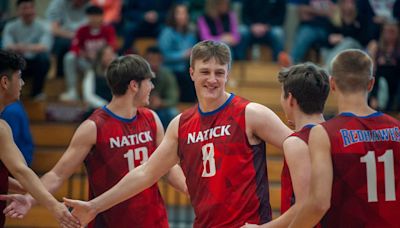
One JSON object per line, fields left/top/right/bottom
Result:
{"left": 6, "top": 61, "right": 338, "bottom": 227}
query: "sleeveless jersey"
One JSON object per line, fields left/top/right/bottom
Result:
{"left": 280, "top": 124, "right": 313, "bottom": 214}
{"left": 321, "top": 112, "right": 400, "bottom": 228}
{"left": 0, "top": 161, "right": 8, "bottom": 228}
{"left": 85, "top": 107, "right": 168, "bottom": 228}
{"left": 178, "top": 94, "right": 271, "bottom": 227}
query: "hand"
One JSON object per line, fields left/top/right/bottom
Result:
{"left": 51, "top": 202, "right": 81, "bottom": 228}
{"left": 328, "top": 34, "right": 343, "bottom": 45}
{"left": 0, "top": 194, "right": 32, "bottom": 219}
{"left": 63, "top": 197, "right": 97, "bottom": 227}
{"left": 241, "top": 223, "right": 262, "bottom": 228}
{"left": 144, "top": 11, "right": 158, "bottom": 24}
{"left": 221, "top": 34, "right": 238, "bottom": 46}
{"left": 251, "top": 24, "right": 268, "bottom": 38}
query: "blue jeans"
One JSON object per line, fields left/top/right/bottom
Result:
{"left": 250, "top": 26, "right": 284, "bottom": 60}
{"left": 291, "top": 25, "right": 329, "bottom": 63}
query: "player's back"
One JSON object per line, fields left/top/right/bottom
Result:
{"left": 321, "top": 112, "right": 400, "bottom": 228}
{"left": 85, "top": 107, "right": 168, "bottom": 228}
{"left": 178, "top": 94, "right": 271, "bottom": 227}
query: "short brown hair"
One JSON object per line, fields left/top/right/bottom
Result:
{"left": 106, "top": 55, "right": 154, "bottom": 96}
{"left": 190, "top": 40, "right": 232, "bottom": 70}
{"left": 330, "top": 49, "right": 373, "bottom": 93}
{"left": 278, "top": 62, "right": 330, "bottom": 114}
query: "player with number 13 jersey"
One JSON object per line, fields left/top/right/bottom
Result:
{"left": 178, "top": 94, "right": 271, "bottom": 227}
{"left": 85, "top": 106, "right": 168, "bottom": 228}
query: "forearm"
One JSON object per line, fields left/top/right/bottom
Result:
{"left": 289, "top": 199, "right": 327, "bottom": 228}
{"left": 26, "top": 171, "right": 66, "bottom": 205}
{"left": 165, "top": 165, "right": 187, "bottom": 195}
{"left": 13, "top": 166, "right": 60, "bottom": 211}
{"left": 8, "top": 177, "right": 25, "bottom": 194}
{"left": 91, "top": 164, "right": 158, "bottom": 214}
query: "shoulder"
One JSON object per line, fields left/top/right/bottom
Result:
{"left": 0, "top": 119, "right": 12, "bottom": 138}
{"left": 283, "top": 136, "right": 308, "bottom": 157}
{"left": 4, "top": 19, "right": 19, "bottom": 29}
{"left": 245, "top": 102, "right": 275, "bottom": 118}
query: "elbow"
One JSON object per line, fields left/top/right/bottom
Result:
{"left": 310, "top": 197, "right": 330, "bottom": 218}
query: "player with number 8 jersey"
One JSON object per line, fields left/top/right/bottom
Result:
{"left": 320, "top": 112, "right": 400, "bottom": 227}
{"left": 85, "top": 106, "right": 168, "bottom": 227}
{"left": 178, "top": 94, "right": 271, "bottom": 227}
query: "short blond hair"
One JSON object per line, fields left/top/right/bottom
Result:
{"left": 190, "top": 40, "right": 232, "bottom": 70}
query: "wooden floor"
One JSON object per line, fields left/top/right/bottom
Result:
{"left": 5, "top": 62, "right": 337, "bottom": 227}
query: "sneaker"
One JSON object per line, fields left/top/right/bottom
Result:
{"left": 59, "top": 89, "right": 79, "bottom": 102}
{"left": 278, "top": 51, "right": 292, "bottom": 68}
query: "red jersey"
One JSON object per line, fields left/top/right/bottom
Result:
{"left": 70, "top": 24, "right": 117, "bottom": 60}
{"left": 321, "top": 112, "right": 400, "bottom": 228}
{"left": 280, "top": 124, "right": 314, "bottom": 214}
{"left": 0, "top": 161, "right": 8, "bottom": 228}
{"left": 85, "top": 107, "right": 168, "bottom": 228}
{"left": 178, "top": 94, "right": 272, "bottom": 227}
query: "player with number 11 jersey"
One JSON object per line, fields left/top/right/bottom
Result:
{"left": 321, "top": 112, "right": 400, "bottom": 227}
{"left": 178, "top": 94, "right": 271, "bottom": 227}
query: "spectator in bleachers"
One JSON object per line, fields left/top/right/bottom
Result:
{"left": 82, "top": 45, "right": 115, "bottom": 111}
{"left": 369, "top": 20, "right": 400, "bottom": 111}
{"left": 119, "top": 0, "right": 174, "bottom": 54}
{"left": 357, "top": 0, "right": 399, "bottom": 48}
{"left": 1, "top": 101, "right": 34, "bottom": 166}
{"left": 90, "top": 0, "right": 122, "bottom": 26}
{"left": 0, "top": 0, "right": 11, "bottom": 48}
{"left": 3, "top": 0, "right": 52, "bottom": 100}
{"left": 145, "top": 46, "right": 179, "bottom": 128}
{"left": 322, "top": 0, "right": 363, "bottom": 68}
{"left": 46, "top": 0, "right": 89, "bottom": 78}
{"left": 242, "top": 0, "right": 286, "bottom": 61}
{"left": 159, "top": 3, "right": 197, "bottom": 102}
{"left": 198, "top": 0, "right": 248, "bottom": 60}
{"left": 289, "top": 0, "right": 336, "bottom": 64}
{"left": 60, "top": 5, "right": 117, "bottom": 102}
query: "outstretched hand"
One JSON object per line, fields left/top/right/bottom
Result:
{"left": 63, "top": 197, "right": 97, "bottom": 227}
{"left": 0, "top": 194, "right": 32, "bottom": 219}
{"left": 51, "top": 202, "right": 81, "bottom": 228}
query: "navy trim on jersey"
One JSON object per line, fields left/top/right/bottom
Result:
{"left": 102, "top": 106, "right": 137, "bottom": 123}
{"left": 303, "top": 124, "right": 316, "bottom": 129}
{"left": 198, "top": 93, "right": 235, "bottom": 116}
{"left": 339, "top": 111, "right": 383, "bottom": 118}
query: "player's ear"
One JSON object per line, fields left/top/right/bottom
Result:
{"left": 0, "top": 75, "right": 9, "bottom": 89}
{"left": 189, "top": 67, "right": 194, "bottom": 81}
{"left": 128, "top": 80, "right": 139, "bottom": 93}
{"left": 329, "top": 76, "right": 336, "bottom": 92}
{"left": 367, "top": 77, "right": 375, "bottom": 92}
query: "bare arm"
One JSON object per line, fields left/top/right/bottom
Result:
{"left": 65, "top": 115, "right": 182, "bottom": 225}
{"left": 246, "top": 103, "right": 292, "bottom": 149}
{"left": 264, "top": 137, "right": 311, "bottom": 228}
{"left": 150, "top": 111, "right": 187, "bottom": 195}
{"left": 289, "top": 125, "right": 332, "bottom": 228}
{"left": 27, "top": 120, "right": 96, "bottom": 204}
{"left": 8, "top": 177, "right": 25, "bottom": 194}
{"left": 0, "top": 120, "right": 79, "bottom": 227}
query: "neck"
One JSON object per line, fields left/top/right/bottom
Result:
{"left": 106, "top": 95, "right": 138, "bottom": 119}
{"left": 336, "top": 91, "right": 375, "bottom": 116}
{"left": 293, "top": 112, "right": 325, "bottom": 131}
{"left": 198, "top": 92, "right": 230, "bottom": 113}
